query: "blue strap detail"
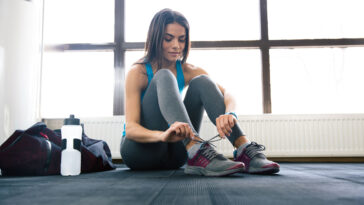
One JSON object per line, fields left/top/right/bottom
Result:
{"left": 141, "top": 63, "right": 154, "bottom": 101}
{"left": 176, "top": 60, "right": 185, "bottom": 94}
{"left": 145, "top": 63, "right": 154, "bottom": 84}
{"left": 225, "top": 112, "right": 238, "bottom": 119}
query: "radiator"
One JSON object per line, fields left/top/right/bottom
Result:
{"left": 44, "top": 114, "right": 364, "bottom": 159}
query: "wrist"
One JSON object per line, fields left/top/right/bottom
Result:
{"left": 153, "top": 130, "right": 165, "bottom": 142}
{"left": 225, "top": 111, "right": 238, "bottom": 119}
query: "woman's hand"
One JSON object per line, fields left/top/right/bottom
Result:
{"left": 216, "top": 114, "right": 237, "bottom": 139}
{"left": 159, "top": 122, "right": 195, "bottom": 142}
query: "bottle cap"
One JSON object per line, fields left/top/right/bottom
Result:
{"left": 64, "top": 114, "right": 80, "bottom": 125}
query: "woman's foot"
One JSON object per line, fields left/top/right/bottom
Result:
{"left": 185, "top": 141, "right": 244, "bottom": 177}
{"left": 234, "top": 142, "right": 280, "bottom": 174}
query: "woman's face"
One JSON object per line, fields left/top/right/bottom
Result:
{"left": 162, "top": 22, "right": 186, "bottom": 63}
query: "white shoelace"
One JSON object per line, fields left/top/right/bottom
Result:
{"left": 191, "top": 135, "right": 222, "bottom": 160}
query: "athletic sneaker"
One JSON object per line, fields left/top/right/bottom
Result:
{"left": 185, "top": 135, "right": 245, "bottom": 176}
{"left": 233, "top": 142, "right": 280, "bottom": 174}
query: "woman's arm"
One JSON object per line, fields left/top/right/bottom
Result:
{"left": 124, "top": 65, "right": 161, "bottom": 142}
{"left": 125, "top": 65, "right": 194, "bottom": 143}
{"left": 215, "top": 84, "right": 238, "bottom": 138}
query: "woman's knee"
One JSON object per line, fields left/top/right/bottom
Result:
{"left": 152, "top": 69, "right": 178, "bottom": 88}
{"left": 154, "top": 68, "right": 175, "bottom": 80}
{"left": 189, "top": 74, "right": 214, "bottom": 89}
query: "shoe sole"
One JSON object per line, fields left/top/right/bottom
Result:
{"left": 184, "top": 165, "right": 245, "bottom": 177}
{"left": 246, "top": 166, "right": 280, "bottom": 175}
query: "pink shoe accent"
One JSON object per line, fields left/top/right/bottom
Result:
{"left": 235, "top": 152, "right": 251, "bottom": 171}
{"left": 227, "top": 163, "right": 245, "bottom": 170}
{"left": 187, "top": 152, "right": 210, "bottom": 168}
{"left": 262, "top": 163, "right": 280, "bottom": 169}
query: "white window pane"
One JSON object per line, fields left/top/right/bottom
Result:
{"left": 125, "top": 50, "right": 263, "bottom": 114}
{"left": 125, "top": 0, "right": 260, "bottom": 42}
{"left": 271, "top": 47, "right": 364, "bottom": 114}
{"left": 188, "top": 50, "right": 262, "bottom": 114}
{"left": 43, "top": 0, "right": 114, "bottom": 44}
{"left": 268, "top": 0, "right": 364, "bottom": 40}
{"left": 125, "top": 50, "right": 144, "bottom": 74}
{"left": 41, "top": 52, "right": 114, "bottom": 118}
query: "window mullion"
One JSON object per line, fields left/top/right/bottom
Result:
{"left": 260, "top": 0, "right": 272, "bottom": 113}
{"left": 114, "top": 0, "right": 125, "bottom": 115}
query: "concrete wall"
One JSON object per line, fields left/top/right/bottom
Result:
{"left": 0, "top": 0, "right": 43, "bottom": 143}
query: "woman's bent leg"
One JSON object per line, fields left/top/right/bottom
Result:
{"left": 183, "top": 74, "right": 245, "bottom": 145}
{"left": 121, "top": 139, "right": 167, "bottom": 170}
{"left": 121, "top": 69, "right": 191, "bottom": 170}
{"left": 183, "top": 75, "right": 279, "bottom": 174}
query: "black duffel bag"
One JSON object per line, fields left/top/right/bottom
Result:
{"left": 0, "top": 122, "right": 115, "bottom": 176}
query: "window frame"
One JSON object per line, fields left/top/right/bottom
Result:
{"left": 43, "top": 0, "right": 364, "bottom": 115}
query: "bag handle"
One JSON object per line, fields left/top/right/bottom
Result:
{"left": 25, "top": 122, "right": 47, "bottom": 135}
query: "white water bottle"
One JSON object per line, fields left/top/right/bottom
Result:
{"left": 61, "top": 114, "right": 82, "bottom": 176}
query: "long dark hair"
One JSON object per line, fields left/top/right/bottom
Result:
{"left": 142, "top": 8, "right": 190, "bottom": 70}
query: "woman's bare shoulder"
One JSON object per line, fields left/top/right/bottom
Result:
{"left": 129, "top": 63, "right": 145, "bottom": 74}
{"left": 182, "top": 62, "right": 209, "bottom": 84}
{"left": 127, "top": 63, "right": 147, "bottom": 78}
{"left": 182, "top": 62, "right": 197, "bottom": 71}
{"left": 183, "top": 62, "right": 208, "bottom": 76}
{"left": 126, "top": 63, "right": 148, "bottom": 88}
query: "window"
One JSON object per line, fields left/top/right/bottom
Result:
{"left": 41, "top": 0, "right": 114, "bottom": 118}
{"left": 125, "top": 0, "right": 260, "bottom": 41}
{"left": 41, "top": 0, "right": 364, "bottom": 118}
{"left": 41, "top": 51, "right": 114, "bottom": 118}
{"left": 188, "top": 49, "right": 262, "bottom": 114}
{"left": 268, "top": 0, "right": 364, "bottom": 40}
{"left": 271, "top": 47, "right": 364, "bottom": 114}
{"left": 43, "top": 0, "right": 114, "bottom": 44}
{"left": 268, "top": 0, "right": 364, "bottom": 114}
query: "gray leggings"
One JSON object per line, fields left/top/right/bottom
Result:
{"left": 120, "top": 69, "right": 244, "bottom": 170}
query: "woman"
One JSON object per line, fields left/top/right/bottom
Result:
{"left": 120, "top": 8, "right": 279, "bottom": 176}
